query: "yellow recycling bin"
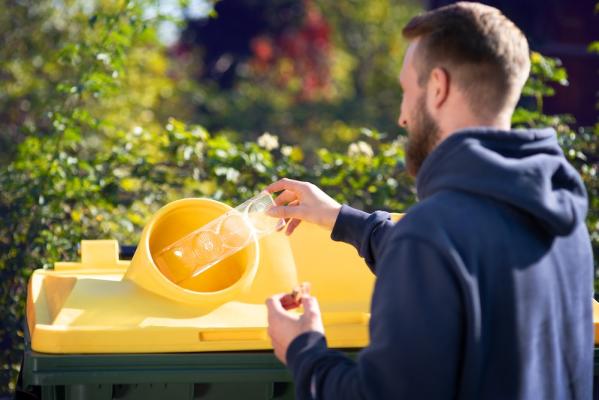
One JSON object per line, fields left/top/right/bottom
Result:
{"left": 26, "top": 198, "right": 401, "bottom": 353}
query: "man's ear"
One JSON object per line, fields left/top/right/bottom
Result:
{"left": 429, "top": 67, "right": 450, "bottom": 109}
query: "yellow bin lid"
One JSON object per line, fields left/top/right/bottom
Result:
{"left": 27, "top": 198, "right": 400, "bottom": 353}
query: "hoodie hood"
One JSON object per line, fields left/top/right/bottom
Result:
{"left": 416, "top": 127, "right": 588, "bottom": 236}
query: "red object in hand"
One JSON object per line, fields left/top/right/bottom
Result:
{"left": 280, "top": 283, "right": 309, "bottom": 310}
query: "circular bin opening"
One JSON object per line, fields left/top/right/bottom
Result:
{"left": 148, "top": 200, "right": 257, "bottom": 293}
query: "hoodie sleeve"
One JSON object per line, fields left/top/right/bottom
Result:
{"left": 286, "top": 236, "right": 463, "bottom": 400}
{"left": 330, "top": 205, "right": 395, "bottom": 273}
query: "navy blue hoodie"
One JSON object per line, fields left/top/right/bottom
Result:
{"left": 286, "top": 128, "right": 593, "bottom": 399}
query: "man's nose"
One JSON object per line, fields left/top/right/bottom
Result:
{"left": 397, "top": 115, "right": 407, "bottom": 128}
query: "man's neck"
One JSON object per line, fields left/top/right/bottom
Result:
{"left": 439, "top": 114, "right": 512, "bottom": 141}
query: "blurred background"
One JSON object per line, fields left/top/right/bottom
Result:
{"left": 1, "top": 0, "right": 597, "bottom": 396}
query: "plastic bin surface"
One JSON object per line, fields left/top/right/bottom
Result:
{"left": 26, "top": 198, "right": 403, "bottom": 353}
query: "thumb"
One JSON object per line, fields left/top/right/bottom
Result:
{"left": 301, "top": 295, "right": 321, "bottom": 317}
{"left": 266, "top": 205, "right": 307, "bottom": 220}
{"left": 265, "top": 294, "right": 286, "bottom": 315}
{"left": 300, "top": 295, "right": 324, "bottom": 333}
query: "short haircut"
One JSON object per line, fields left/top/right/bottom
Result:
{"left": 402, "top": 2, "right": 531, "bottom": 118}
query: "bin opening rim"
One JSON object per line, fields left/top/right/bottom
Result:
{"left": 143, "top": 197, "right": 260, "bottom": 297}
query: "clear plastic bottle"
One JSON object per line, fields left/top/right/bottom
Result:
{"left": 154, "top": 191, "right": 285, "bottom": 284}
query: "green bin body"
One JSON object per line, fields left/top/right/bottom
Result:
{"left": 19, "top": 326, "right": 357, "bottom": 400}
{"left": 19, "top": 328, "right": 599, "bottom": 399}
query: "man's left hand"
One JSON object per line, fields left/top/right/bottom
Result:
{"left": 266, "top": 293, "right": 325, "bottom": 364}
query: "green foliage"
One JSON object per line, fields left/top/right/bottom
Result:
{"left": 513, "top": 52, "right": 599, "bottom": 280}
{"left": 0, "top": 0, "right": 193, "bottom": 393}
{"left": 177, "top": 0, "right": 421, "bottom": 151}
{"left": 315, "top": 130, "right": 414, "bottom": 211}
{"left": 0, "top": 118, "right": 414, "bottom": 394}
{"left": 0, "top": 0, "right": 192, "bottom": 164}
{"left": 1, "top": 1, "right": 597, "bottom": 396}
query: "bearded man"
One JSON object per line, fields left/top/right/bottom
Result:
{"left": 264, "top": 2, "right": 593, "bottom": 399}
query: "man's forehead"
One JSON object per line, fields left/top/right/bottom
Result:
{"left": 404, "top": 40, "right": 419, "bottom": 66}
{"left": 399, "top": 40, "right": 419, "bottom": 82}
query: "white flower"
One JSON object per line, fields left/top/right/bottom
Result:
{"left": 226, "top": 168, "right": 240, "bottom": 183}
{"left": 257, "top": 132, "right": 279, "bottom": 151}
{"left": 281, "top": 145, "right": 293, "bottom": 157}
{"left": 215, "top": 167, "right": 240, "bottom": 183}
{"left": 347, "top": 140, "right": 374, "bottom": 157}
{"left": 96, "top": 53, "right": 111, "bottom": 65}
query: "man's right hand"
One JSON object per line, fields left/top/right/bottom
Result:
{"left": 265, "top": 178, "right": 342, "bottom": 236}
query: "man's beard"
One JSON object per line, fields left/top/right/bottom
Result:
{"left": 405, "top": 94, "right": 441, "bottom": 177}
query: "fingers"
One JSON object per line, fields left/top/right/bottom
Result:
{"left": 273, "top": 190, "right": 297, "bottom": 207}
{"left": 285, "top": 218, "right": 302, "bottom": 235}
{"left": 299, "top": 294, "right": 324, "bottom": 334}
{"left": 301, "top": 295, "right": 321, "bottom": 316}
{"left": 265, "top": 294, "right": 287, "bottom": 315}
{"left": 300, "top": 282, "right": 311, "bottom": 295}
{"left": 265, "top": 178, "right": 309, "bottom": 196}
{"left": 280, "top": 200, "right": 299, "bottom": 230}
{"left": 266, "top": 282, "right": 311, "bottom": 312}
{"left": 266, "top": 204, "right": 307, "bottom": 220}
{"left": 273, "top": 197, "right": 299, "bottom": 232}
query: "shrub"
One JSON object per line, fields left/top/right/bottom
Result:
{"left": 1, "top": 2, "right": 596, "bottom": 395}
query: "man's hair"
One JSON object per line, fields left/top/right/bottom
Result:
{"left": 402, "top": 2, "right": 530, "bottom": 118}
